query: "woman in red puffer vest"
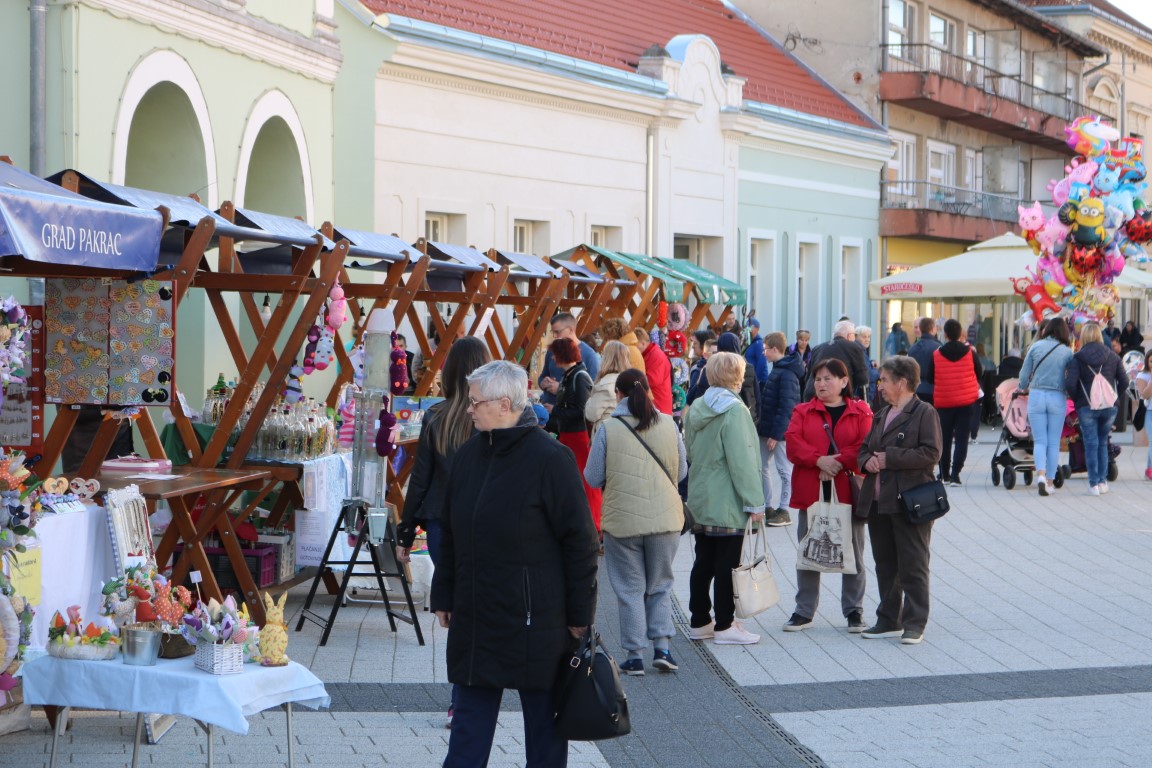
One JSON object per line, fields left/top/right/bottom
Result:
{"left": 932, "top": 319, "right": 983, "bottom": 486}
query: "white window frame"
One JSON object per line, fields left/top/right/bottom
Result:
{"left": 513, "top": 220, "right": 533, "bottom": 254}
{"left": 746, "top": 230, "right": 777, "bottom": 331}
{"left": 963, "top": 148, "right": 983, "bottom": 194}
{"left": 797, "top": 236, "right": 822, "bottom": 339}
{"left": 425, "top": 213, "right": 448, "bottom": 244}
{"left": 888, "top": 130, "right": 918, "bottom": 198}
{"left": 840, "top": 239, "right": 864, "bottom": 324}
{"left": 887, "top": 0, "right": 917, "bottom": 53}
{"left": 928, "top": 13, "right": 957, "bottom": 76}
{"left": 965, "top": 27, "right": 985, "bottom": 86}
{"left": 927, "top": 139, "right": 957, "bottom": 190}
{"left": 590, "top": 226, "right": 608, "bottom": 249}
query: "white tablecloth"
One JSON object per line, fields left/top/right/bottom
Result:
{"left": 21, "top": 655, "right": 329, "bottom": 734}
{"left": 27, "top": 506, "right": 114, "bottom": 650}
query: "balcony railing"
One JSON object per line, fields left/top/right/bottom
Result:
{"left": 881, "top": 181, "right": 1021, "bottom": 222}
{"left": 882, "top": 44, "right": 1106, "bottom": 124}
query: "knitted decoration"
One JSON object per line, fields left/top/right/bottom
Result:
{"left": 657, "top": 301, "right": 668, "bottom": 329}
{"left": 666, "top": 303, "right": 688, "bottom": 331}
{"left": 389, "top": 331, "right": 409, "bottom": 396}
{"left": 375, "top": 404, "right": 399, "bottom": 457}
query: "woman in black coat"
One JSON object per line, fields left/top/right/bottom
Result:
{"left": 432, "top": 360, "right": 599, "bottom": 767}
{"left": 397, "top": 336, "right": 490, "bottom": 566}
{"left": 1120, "top": 321, "right": 1143, "bottom": 353}
{"left": 856, "top": 355, "right": 942, "bottom": 646}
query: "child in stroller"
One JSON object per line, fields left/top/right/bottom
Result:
{"left": 990, "top": 379, "right": 1064, "bottom": 490}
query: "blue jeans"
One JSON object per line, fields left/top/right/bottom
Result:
{"left": 444, "top": 686, "right": 567, "bottom": 768}
{"left": 1077, "top": 406, "right": 1117, "bottom": 487}
{"left": 1027, "top": 389, "right": 1067, "bottom": 476}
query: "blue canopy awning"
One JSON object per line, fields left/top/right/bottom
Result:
{"left": 0, "top": 163, "right": 163, "bottom": 272}
{"left": 332, "top": 227, "right": 420, "bottom": 263}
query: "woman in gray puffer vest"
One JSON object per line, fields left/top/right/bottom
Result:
{"left": 585, "top": 369, "right": 687, "bottom": 676}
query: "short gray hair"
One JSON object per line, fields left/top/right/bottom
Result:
{"left": 855, "top": 325, "right": 872, "bottom": 337}
{"left": 466, "top": 360, "right": 529, "bottom": 412}
{"left": 834, "top": 320, "right": 856, "bottom": 338}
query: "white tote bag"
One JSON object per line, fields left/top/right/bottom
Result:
{"left": 795, "top": 483, "right": 857, "bottom": 575}
{"left": 732, "top": 519, "right": 780, "bottom": 619}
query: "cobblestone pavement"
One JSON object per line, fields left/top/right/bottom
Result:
{"left": 5, "top": 428, "right": 1152, "bottom": 767}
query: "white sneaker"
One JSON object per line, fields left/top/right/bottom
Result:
{"left": 687, "top": 621, "right": 715, "bottom": 640}
{"left": 1099, "top": 482, "right": 1110, "bottom": 495}
{"left": 1038, "top": 478, "right": 1049, "bottom": 497}
{"left": 1088, "top": 485, "right": 1100, "bottom": 496}
{"left": 714, "top": 623, "right": 761, "bottom": 645}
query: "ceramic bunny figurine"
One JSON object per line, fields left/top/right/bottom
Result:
{"left": 259, "top": 592, "right": 290, "bottom": 667}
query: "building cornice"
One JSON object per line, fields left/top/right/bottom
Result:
{"left": 77, "top": 0, "right": 343, "bottom": 84}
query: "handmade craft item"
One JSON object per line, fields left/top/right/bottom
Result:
{"left": 257, "top": 592, "right": 289, "bottom": 666}
{"left": 47, "top": 606, "right": 119, "bottom": 660}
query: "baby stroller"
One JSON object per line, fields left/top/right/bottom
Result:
{"left": 989, "top": 379, "right": 1065, "bottom": 490}
{"left": 1060, "top": 404, "right": 1120, "bottom": 483}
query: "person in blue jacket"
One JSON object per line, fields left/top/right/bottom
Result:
{"left": 538, "top": 312, "right": 600, "bottom": 406}
{"left": 756, "top": 332, "right": 803, "bottom": 528}
{"left": 744, "top": 317, "right": 770, "bottom": 383}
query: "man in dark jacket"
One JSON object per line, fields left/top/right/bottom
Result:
{"left": 757, "top": 332, "right": 803, "bottom": 527}
{"left": 744, "top": 317, "right": 770, "bottom": 383}
{"left": 804, "top": 320, "right": 868, "bottom": 400}
{"left": 432, "top": 361, "right": 599, "bottom": 767}
{"left": 907, "top": 317, "right": 942, "bottom": 405}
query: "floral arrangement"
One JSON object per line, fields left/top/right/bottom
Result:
{"left": 181, "top": 595, "right": 252, "bottom": 647}
{"left": 100, "top": 565, "right": 192, "bottom": 629}
{"left": 0, "top": 297, "right": 29, "bottom": 408}
{"left": 0, "top": 453, "right": 40, "bottom": 587}
{"left": 47, "top": 606, "right": 119, "bottom": 649}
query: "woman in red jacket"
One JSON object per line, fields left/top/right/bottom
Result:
{"left": 783, "top": 358, "right": 873, "bottom": 633}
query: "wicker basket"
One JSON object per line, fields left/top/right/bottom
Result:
{"left": 47, "top": 642, "right": 119, "bottom": 661}
{"left": 194, "top": 642, "right": 244, "bottom": 675}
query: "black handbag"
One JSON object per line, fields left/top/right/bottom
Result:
{"left": 898, "top": 478, "right": 950, "bottom": 524}
{"left": 553, "top": 628, "right": 631, "bottom": 741}
{"left": 612, "top": 416, "right": 694, "bottom": 534}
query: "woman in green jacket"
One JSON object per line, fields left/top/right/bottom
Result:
{"left": 683, "top": 352, "right": 767, "bottom": 645}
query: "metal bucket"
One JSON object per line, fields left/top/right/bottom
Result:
{"left": 121, "top": 627, "right": 162, "bottom": 666}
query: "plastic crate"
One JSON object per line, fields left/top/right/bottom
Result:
{"left": 174, "top": 544, "right": 277, "bottom": 589}
{"left": 256, "top": 532, "right": 295, "bottom": 584}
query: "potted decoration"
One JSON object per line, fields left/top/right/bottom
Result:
{"left": 181, "top": 596, "right": 253, "bottom": 675}
{"left": 100, "top": 566, "right": 194, "bottom": 658}
{"left": 46, "top": 606, "right": 119, "bottom": 660}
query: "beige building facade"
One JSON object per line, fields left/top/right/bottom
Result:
{"left": 735, "top": 0, "right": 1107, "bottom": 353}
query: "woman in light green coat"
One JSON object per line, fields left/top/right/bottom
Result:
{"left": 683, "top": 352, "right": 767, "bottom": 646}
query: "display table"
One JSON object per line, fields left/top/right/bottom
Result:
{"left": 27, "top": 506, "right": 114, "bottom": 650}
{"left": 22, "top": 654, "right": 329, "bottom": 768}
{"left": 95, "top": 466, "right": 278, "bottom": 623}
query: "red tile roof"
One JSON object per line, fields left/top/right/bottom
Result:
{"left": 359, "top": 0, "right": 876, "bottom": 129}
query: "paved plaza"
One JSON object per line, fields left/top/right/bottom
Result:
{"left": 5, "top": 427, "right": 1152, "bottom": 767}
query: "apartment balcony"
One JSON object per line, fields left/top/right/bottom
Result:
{"left": 880, "top": 45, "right": 1108, "bottom": 154}
{"left": 880, "top": 181, "right": 1021, "bottom": 242}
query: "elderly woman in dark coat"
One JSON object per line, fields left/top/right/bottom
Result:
{"left": 431, "top": 361, "right": 599, "bottom": 767}
{"left": 856, "top": 355, "right": 942, "bottom": 646}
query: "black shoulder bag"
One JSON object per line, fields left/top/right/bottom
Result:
{"left": 612, "top": 415, "right": 694, "bottom": 535}
{"left": 895, "top": 404, "right": 950, "bottom": 524}
{"left": 553, "top": 627, "right": 631, "bottom": 741}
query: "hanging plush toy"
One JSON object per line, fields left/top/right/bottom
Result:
{"left": 302, "top": 322, "right": 321, "bottom": 375}
{"left": 375, "top": 402, "right": 399, "bottom": 457}
{"left": 284, "top": 363, "right": 304, "bottom": 404}
{"left": 327, "top": 281, "right": 348, "bottom": 330}
{"left": 345, "top": 340, "right": 366, "bottom": 388}
{"left": 313, "top": 328, "right": 336, "bottom": 371}
{"left": 389, "top": 331, "right": 409, "bottom": 396}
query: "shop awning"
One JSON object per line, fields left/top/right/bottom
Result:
{"left": 46, "top": 170, "right": 309, "bottom": 258}
{"left": 424, "top": 241, "right": 500, "bottom": 271}
{"left": 868, "top": 232, "right": 1152, "bottom": 301}
{"left": 492, "top": 249, "right": 565, "bottom": 280}
{"left": 654, "top": 257, "right": 747, "bottom": 306}
{"left": 0, "top": 162, "right": 163, "bottom": 271}
{"left": 554, "top": 244, "right": 684, "bottom": 297}
{"left": 331, "top": 227, "right": 420, "bottom": 263}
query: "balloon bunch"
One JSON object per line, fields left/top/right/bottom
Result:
{"left": 1015, "top": 115, "right": 1149, "bottom": 326}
